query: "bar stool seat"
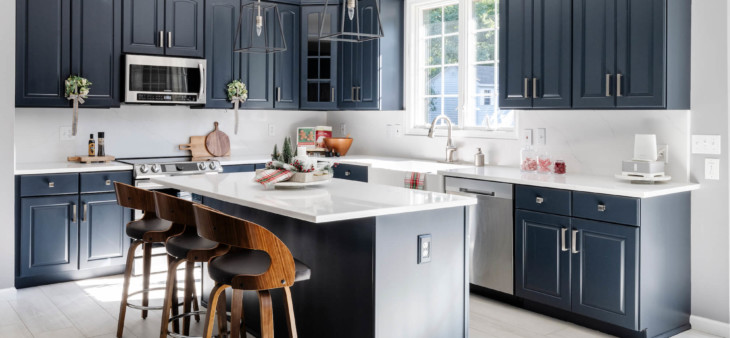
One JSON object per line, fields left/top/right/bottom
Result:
{"left": 165, "top": 233, "right": 219, "bottom": 259}
{"left": 126, "top": 218, "right": 174, "bottom": 240}
{"left": 208, "top": 249, "right": 312, "bottom": 285}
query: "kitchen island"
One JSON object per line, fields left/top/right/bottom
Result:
{"left": 151, "top": 172, "right": 476, "bottom": 338}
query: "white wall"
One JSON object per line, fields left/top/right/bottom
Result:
{"left": 15, "top": 106, "right": 326, "bottom": 162}
{"left": 0, "top": 0, "right": 15, "bottom": 289}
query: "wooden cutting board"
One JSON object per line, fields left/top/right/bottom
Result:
{"left": 179, "top": 136, "right": 212, "bottom": 158}
{"left": 205, "top": 122, "right": 231, "bottom": 157}
{"left": 67, "top": 155, "right": 115, "bottom": 164}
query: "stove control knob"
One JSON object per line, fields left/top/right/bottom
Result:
{"left": 151, "top": 164, "right": 161, "bottom": 173}
{"left": 139, "top": 164, "right": 149, "bottom": 173}
{"left": 198, "top": 162, "right": 207, "bottom": 170}
{"left": 209, "top": 162, "right": 218, "bottom": 170}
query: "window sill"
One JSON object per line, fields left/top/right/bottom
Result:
{"left": 405, "top": 126, "right": 519, "bottom": 140}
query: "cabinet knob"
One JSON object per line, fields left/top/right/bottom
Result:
{"left": 597, "top": 204, "right": 606, "bottom": 212}
{"left": 535, "top": 196, "right": 544, "bottom": 204}
{"left": 105, "top": 180, "right": 112, "bottom": 186}
{"left": 345, "top": 170, "right": 352, "bottom": 177}
{"left": 48, "top": 182, "right": 55, "bottom": 188}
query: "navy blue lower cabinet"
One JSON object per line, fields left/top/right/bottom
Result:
{"left": 515, "top": 209, "right": 571, "bottom": 310}
{"left": 19, "top": 195, "right": 80, "bottom": 278}
{"left": 571, "top": 218, "right": 638, "bottom": 330}
{"left": 333, "top": 163, "right": 368, "bottom": 182}
{"left": 79, "top": 193, "right": 131, "bottom": 270}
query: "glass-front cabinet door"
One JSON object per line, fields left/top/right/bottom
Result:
{"left": 300, "top": 5, "right": 338, "bottom": 110}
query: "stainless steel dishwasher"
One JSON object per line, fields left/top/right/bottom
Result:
{"left": 445, "top": 177, "right": 514, "bottom": 295}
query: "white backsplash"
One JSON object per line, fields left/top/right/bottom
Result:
{"left": 327, "top": 109, "right": 690, "bottom": 180}
{"left": 15, "top": 106, "right": 327, "bottom": 163}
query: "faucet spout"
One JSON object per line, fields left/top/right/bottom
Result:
{"left": 427, "top": 115, "right": 457, "bottom": 162}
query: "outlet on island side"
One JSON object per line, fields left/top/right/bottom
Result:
{"left": 418, "top": 234, "right": 432, "bottom": 264}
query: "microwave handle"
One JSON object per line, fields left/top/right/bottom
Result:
{"left": 199, "top": 63, "right": 206, "bottom": 98}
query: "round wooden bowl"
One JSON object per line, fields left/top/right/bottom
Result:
{"left": 323, "top": 137, "right": 353, "bottom": 156}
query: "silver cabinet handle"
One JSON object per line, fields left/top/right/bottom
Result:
{"left": 571, "top": 230, "right": 579, "bottom": 254}
{"left": 351, "top": 86, "right": 355, "bottom": 101}
{"left": 49, "top": 182, "right": 55, "bottom": 188}
{"left": 532, "top": 78, "right": 538, "bottom": 98}
{"left": 276, "top": 87, "right": 281, "bottom": 102}
{"left": 198, "top": 63, "right": 206, "bottom": 98}
{"left": 458, "top": 188, "right": 495, "bottom": 197}
{"left": 605, "top": 74, "right": 611, "bottom": 97}
{"left": 82, "top": 203, "right": 88, "bottom": 222}
{"left": 168, "top": 32, "right": 172, "bottom": 48}
{"left": 72, "top": 204, "right": 77, "bottom": 223}
{"left": 331, "top": 87, "right": 335, "bottom": 102}
{"left": 616, "top": 73, "right": 622, "bottom": 97}
{"left": 597, "top": 204, "right": 606, "bottom": 212}
{"left": 535, "top": 196, "right": 544, "bottom": 204}
{"left": 105, "top": 179, "right": 112, "bottom": 186}
{"left": 561, "top": 228, "right": 568, "bottom": 252}
{"left": 524, "top": 78, "right": 530, "bottom": 98}
{"left": 159, "top": 31, "right": 164, "bottom": 48}
{"left": 358, "top": 87, "right": 362, "bottom": 101}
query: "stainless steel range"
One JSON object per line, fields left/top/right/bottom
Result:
{"left": 118, "top": 157, "right": 223, "bottom": 191}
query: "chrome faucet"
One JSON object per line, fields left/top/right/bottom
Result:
{"left": 427, "top": 115, "right": 458, "bottom": 163}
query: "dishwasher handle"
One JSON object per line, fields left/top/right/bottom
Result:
{"left": 458, "top": 187, "right": 495, "bottom": 196}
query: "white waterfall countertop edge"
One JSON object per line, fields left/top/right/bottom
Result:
{"left": 439, "top": 166, "right": 700, "bottom": 198}
{"left": 15, "top": 161, "right": 133, "bottom": 175}
{"left": 151, "top": 172, "right": 477, "bottom": 223}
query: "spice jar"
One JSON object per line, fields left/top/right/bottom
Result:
{"left": 537, "top": 152, "right": 553, "bottom": 174}
{"left": 554, "top": 160, "right": 567, "bottom": 175}
{"left": 520, "top": 146, "right": 537, "bottom": 172}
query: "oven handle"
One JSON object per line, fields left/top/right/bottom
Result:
{"left": 199, "top": 63, "right": 206, "bottom": 99}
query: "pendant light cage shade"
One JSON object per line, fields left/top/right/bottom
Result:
{"left": 234, "top": 1, "right": 287, "bottom": 53}
{"left": 319, "top": 0, "right": 384, "bottom": 42}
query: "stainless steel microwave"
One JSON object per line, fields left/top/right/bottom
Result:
{"left": 124, "top": 54, "right": 206, "bottom": 105}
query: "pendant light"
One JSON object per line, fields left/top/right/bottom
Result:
{"left": 234, "top": 0, "right": 287, "bottom": 53}
{"left": 319, "top": 0, "right": 384, "bottom": 42}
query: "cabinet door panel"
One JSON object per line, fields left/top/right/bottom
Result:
{"left": 16, "top": 0, "right": 72, "bottom": 107}
{"left": 338, "top": 9, "right": 359, "bottom": 109}
{"left": 165, "top": 0, "right": 204, "bottom": 57}
{"left": 571, "top": 219, "right": 638, "bottom": 330}
{"left": 240, "top": 1, "right": 275, "bottom": 109}
{"left": 205, "top": 0, "right": 241, "bottom": 108}
{"left": 301, "top": 6, "right": 339, "bottom": 110}
{"left": 79, "top": 193, "right": 131, "bottom": 270}
{"left": 72, "top": 0, "right": 122, "bottom": 107}
{"left": 123, "top": 0, "right": 165, "bottom": 55}
{"left": 573, "top": 0, "right": 616, "bottom": 108}
{"left": 274, "top": 4, "right": 301, "bottom": 109}
{"left": 615, "top": 0, "right": 666, "bottom": 108}
{"left": 356, "top": 0, "right": 380, "bottom": 110}
{"left": 19, "top": 195, "right": 79, "bottom": 277}
{"left": 498, "top": 0, "right": 532, "bottom": 108}
{"left": 532, "top": 0, "right": 571, "bottom": 108}
{"left": 515, "top": 210, "right": 571, "bottom": 310}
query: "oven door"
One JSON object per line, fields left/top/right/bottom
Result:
{"left": 125, "top": 54, "right": 206, "bottom": 105}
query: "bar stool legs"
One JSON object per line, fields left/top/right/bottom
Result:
{"left": 230, "top": 289, "right": 245, "bottom": 338}
{"left": 142, "top": 243, "right": 152, "bottom": 319}
{"left": 259, "top": 291, "right": 274, "bottom": 338}
{"left": 203, "top": 283, "right": 230, "bottom": 338}
{"left": 283, "top": 287, "right": 298, "bottom": 338}
{"left": 117, "top": 239, "right": 144, "bottom": 337}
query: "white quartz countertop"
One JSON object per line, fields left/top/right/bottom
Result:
{"left": 318, "top": 155, "right": 475, "bottom": 174}
{"left": 15, "top": 161, "right": 133, "bottom": 175}
{"left": 151, "top": 172, "right": 476, "bottom": 223}
{"left": 439, "top": 166, "right": 700, "bottom": 198}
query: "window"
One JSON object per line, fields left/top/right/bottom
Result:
{"left": 406, "top": 0, "right": 515, "bottom": 137}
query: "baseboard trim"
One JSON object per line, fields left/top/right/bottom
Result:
{"left": 690, "top": 315, "right": 730, "bottom": 337}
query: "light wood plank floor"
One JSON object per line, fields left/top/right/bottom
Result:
{"left": 0, "top": 274, "right": 720, "bottom": 337}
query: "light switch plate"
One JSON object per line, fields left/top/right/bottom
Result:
{"left": 268, "top": 124, "right": 275, "bottom": 137}
{"left": 705, "top": 158, "right": 720, "bottom": 180}
{"left": 692, "top": 135, "right": 721, "bottom": 155}
{"left": 340, "top": 123, "right": 347, "bottom": 137}
{"left": 417, "top": 234, "right": 431, "bottom": 264}
{"left": 536, "top": 128, "right": 547, "bottom": 146}
{"left": 59, "top": 126, "right": 74, "bottom": 141}
{"left": 522, "top": 129, "right": 533, "bottom": 146}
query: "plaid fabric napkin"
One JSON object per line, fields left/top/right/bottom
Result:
{"left": 404, "top": 172, "right": 425, "bottom": 190}
{"left": 254, "top": 169, "right": 294, "bottom": 188}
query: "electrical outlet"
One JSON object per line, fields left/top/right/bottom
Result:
{"left": 393, "top": 124, "right": 402, "bottom": 137}
{"left": 386, "top": 124, "right": 403, "bottom": 138}
{"left": 705, "top": 158, "right": 720, "bottom": 180}
{"left": 340, "top": 123, "right": 347, "bottom": 137}
{"left": 417, "top": 234, "right": 432, "bottom": 264}
{"left": 268, "top": 124, "right": 275, "bottom": 137}
{"left": 657, "top": 145, "right": 669, "bottom": 163}
{"left": 522, "top": 129, "right": 533, "bottom": 146}
{"left": 536, "top": 128, "right": 547, "bottom": 146}
{"left": 692, "top": 135, "right": 721, "bottom": 155}
{"left": 59, "top": 126, "right": 75, "bottom": 141}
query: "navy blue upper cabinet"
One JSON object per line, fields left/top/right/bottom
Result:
{"left": 571, "top": 218, "right": 638, "bottom": 330}
{"left": 239, "top": 1, "right": 275, "bottom": 109}
{"left": 79, "top": 193, "right": 131, "bottom": 270}
{"left": 72, "top": 0, "right": 123, "bottom": 108}
{"left": 205, "top": 0, "right": 241, "bottom": 109}
{"left": 338, "top": 0, "right": 380, "bottom": 110}
{"left": 499, "top": 0, "right": 571, "bottom": 109}
{"left": 123, "top": 0, "right": 204, "bottom": 58}
{"left": 573, "top": 0, "right": 690, "bottom": 109}
{"left": 16, "top": 0, "right": 72, "bottom": 107}
{"left": 301, "top": 5, "right": 339, "bottom": 110}
{"left": 274, "top": 4, "right": 301, "bottom": 109}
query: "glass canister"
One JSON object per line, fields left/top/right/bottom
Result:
{"left": 520, "top": 146, "right": 538, "bottom": 172}
{"left": 537, "top": 151, "right": 553, "bottom": 174}
{"left": 554, "top": 160, "right": 567, "bottom": 175}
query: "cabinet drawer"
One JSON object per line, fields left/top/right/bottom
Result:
{"left": 80, "top": 171, "right": 132, "bottom": 194}
{"left": 20, "top": 174, "right": 79, "bottom": 197}
{"left": 515, "top": 185, "right": 571, "bottom": 216}
{"left": 573, "top": 192, "right": 640, "bottom": 226}
{"left": 333, "top": 164, "right": 368, "bottom": 182}
{"left": 222, "top": 164, "right": 256, "bottom": 173}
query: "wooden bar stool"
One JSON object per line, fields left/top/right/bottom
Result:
{"left": 114, "top": 182, "right": 185, "bottom": 338}
{"left": 192, "top": 205, "right": 312, "bottom": 338}
{"left": 154, "top": 192, "right": 230, "bottom": 338}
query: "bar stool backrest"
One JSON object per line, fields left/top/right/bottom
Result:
{"left": 114, "top": 182, "right": 156, "bottom": 213}
{"left": 153, "top": 191, "right": 196, "bottom": 227}
{"left": 192, "top": 205, "right": 297, "bottom": 290}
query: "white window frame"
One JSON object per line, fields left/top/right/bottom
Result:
{"left": 403, "top": 0, "right": 518, "bottom": 139}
